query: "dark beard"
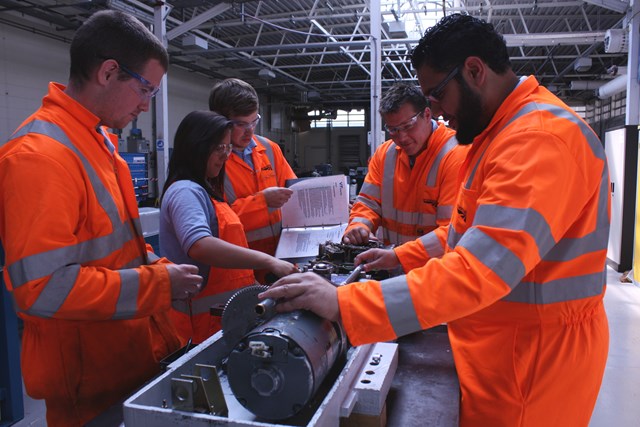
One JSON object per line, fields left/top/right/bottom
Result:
{"left": 455, "top": 77, "right": 488, "bottom": 145}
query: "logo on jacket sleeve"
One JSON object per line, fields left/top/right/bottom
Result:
{"left": 456, "top": 206, "right": 467, "bottom": 222}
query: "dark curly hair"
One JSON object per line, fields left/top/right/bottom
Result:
{"left": 411, "top": 13, "right": 511, "bottom": 74}
{"left": 379, "top": 83, "right": 429, "bottom": 115}
{"left": 162, "top": 111, "right": 233, "bottom": 203}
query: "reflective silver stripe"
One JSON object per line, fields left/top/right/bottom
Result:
{"left": 26, "top": 264, "right": 80, "bottom": 316}
{"left": 384, "top": 229, "right": 416, "bottom": 245}
{"left": 354, "top": 195, "right": 382, "bottom": 216}
{"left": 7, "top": 121, "right": 137, "bottom": 288}
{"left": 457, "top": 99, "right": 609, "bottom": 302}
{"left": 474, "top": 205, "right": 556, "bottom": 259}
{"left": 254, "top": 135, "right": 276, "bottom": 175}
{"left": 502, "top": 271, "right": 605, "bottom": 304}
{"left": 458, "top": 227, "right": 525, "bottom": 289}
{"left": 446, "top": 223, "right": 463, "bottom": 249}
{"left": 381, "top": 143, "right": 398, "bottom": 222}
{"left": 546, "top": 165, "right": 610, "bottom": 261}
{"left": 466, "top": 102, "right": 604, "bottom": 188}
{"left": 426, "top": 133, "right": 458, "bottom": 187}
{"left": 352, "top": 217, "right": 374, "bottom": 230}
{"left": 246, "top": 221, "right": 282, "bottom": 242}
{"left": 437, "top": 204, "right": 453, "bottom": 220}
{"left": 147, "top": 252, "right": 160, "bottom": 263}
{"left": 122, "top": 255, "right": 147, "bottom": 269}
{"left": 359, "top": 182, "right": 380, "bottom": 199}
{"left": 224, "top": 174, "right": 237, "bottom": 204}
{"left": 6, "top": 120, "right": 143, "bottom": 318}
{"left": 112, "top": 269, "right": 140, "bottom": 319}
{"left": 131, "top": 217, "right": 144, "bottom": 243}
{"left": 419, "top": 232, "right": 444, "bottom": 258}
{"left": 224, "top": 135, "right": 275, "bottom": 205}
{"left": 396, "top": 209, "right": 436, "bottom": 226}
{"left": 381, "top": 275, "right": 422, "bottom": 337}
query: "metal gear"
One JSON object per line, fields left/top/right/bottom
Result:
{"left": 221, "top": 285, "right": 270, "bottom": 347}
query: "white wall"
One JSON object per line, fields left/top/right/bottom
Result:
{"left": 0, "top": 22, "right": 213, "bottom": 147}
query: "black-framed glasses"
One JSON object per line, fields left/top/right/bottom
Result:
{"left": 426, "top": 66, "right": 460, "bottom": 102}
{"left": 213, "top": 143, "right": 233, "bottom": 155}
{"left": 119, "top": 63, "right": 160, "bottom": 100}
{"left": 384, "top": 110, "right": 422, "bottom": 136}
{"left": 232, "top": 114, "right": 261, "bottom": 131}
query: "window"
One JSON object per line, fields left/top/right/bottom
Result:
{"left": 311, "top": 109, "right": 366, "bottom": 128}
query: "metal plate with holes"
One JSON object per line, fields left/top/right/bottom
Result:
{"left": 123, "top": 330, "right": 397, "bottom": 426}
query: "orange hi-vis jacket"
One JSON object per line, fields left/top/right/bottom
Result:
{"left": 171, "top": 198, "right": 255, "bottom": 344}
{"left": 223, "top": 135, "right": 296, "bottom": 261}
{"left": 0, "top": 83, "right": 181, "bottom": 427}
{"left": 337, "top": 76, "right": 610, "bottom": 426}
{"left": 345, "top": 120, "right": 466, "bottom": 245}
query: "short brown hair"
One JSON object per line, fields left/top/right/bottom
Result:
{"left": 208, "top": 78, "right": 259, "bottom": 117}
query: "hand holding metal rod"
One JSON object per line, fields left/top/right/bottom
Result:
{"left": 255, "top": 264, "right": 365, "bottom": 317}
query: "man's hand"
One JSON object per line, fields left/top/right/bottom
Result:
{"left": 258, "top": 272, "right": 340, "bottom": 322}
{"left": 355, "top": 248, "right": 400, "bottom": 272}
{"left": 167, "top": 264, "right": 203, "bottom": 301}
{"left": 342, "top": 226, "right": 372, "bottom": 245}
{"left": 268, "top": 258, "right": 299, "bottom": 279}
{"left": 262, "top": 187, "right": 293, "bottom": 208}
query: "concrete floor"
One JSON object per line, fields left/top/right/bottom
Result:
{"left": 10, "top": 265, "right": 640, "bottom": 427}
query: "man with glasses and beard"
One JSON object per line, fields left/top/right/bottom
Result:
{"left": 342, "top": 82, "right": 467, "bottom": 247}
{"left": 209, "top": 78, "right": 296, "bottom": 283}
{"left": 260, "top": 13, "right": 610, "bottom": 426}
{"left": 0, "top": 10, "right": 203, "bottom": 426}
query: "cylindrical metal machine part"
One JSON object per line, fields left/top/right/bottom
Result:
{"left": 226, "top": 310, "right": 345, "bottom": 420}
{"left": 255, "top": 298, "right": 277, "bottom": 317}
{"left": 311, "top": 262, "right": 335, "bottom": 280}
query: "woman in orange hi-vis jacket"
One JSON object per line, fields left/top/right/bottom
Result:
{"left": 209, "top": 78, "right": 297, "bottom": 283}
{"left": 160, "top": 111, "right": 297, "bottom": 344}
{"left": 0, "top": 11, "right": 203, "bottom": 427}
{"left": 343, "top": 83, "right": 468, "bottom": 246}
{"left": 261, "top": 14, "right": 609, "bottom": 427}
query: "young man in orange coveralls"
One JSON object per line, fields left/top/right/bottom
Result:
{"left": 209, "top": 79, "right": 297, "bottom": 283}
{"left": 0, "top": 11, "right": 203, "bottom": 427}
{"left": 343, "top": 83, "right": 467, "bottom": 246}
{"left": 261, "top": 13, "right": 610, "bottom": 427}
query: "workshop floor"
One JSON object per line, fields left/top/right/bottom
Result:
{"left": 11, "top": 265, "right": 640, "bottom": 427}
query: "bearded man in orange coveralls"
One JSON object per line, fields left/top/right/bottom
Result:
{"left": 261, "top": 13, "right": 610, "bottom": 427}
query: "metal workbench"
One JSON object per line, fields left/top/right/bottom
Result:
{"left": 387, "top": 325, "right": 460, "bottom": 427}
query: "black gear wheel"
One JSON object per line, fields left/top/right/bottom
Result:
{"left": 221, "top": 285, "right": 270, "bottom": 347}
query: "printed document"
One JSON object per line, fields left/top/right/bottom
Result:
{"left": 275, "top": 175, "right": 349, "bottom": 258}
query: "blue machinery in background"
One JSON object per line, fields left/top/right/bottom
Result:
{"left": 0, "top": 243, "right": 24, "bottom": 425}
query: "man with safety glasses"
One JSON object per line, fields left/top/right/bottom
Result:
{"left": 343, "top": 83, "right": 467, "bottom": 247}
{"left": 261, "top": 13, "right": 609, "bottom": 427}
{"left": 209, "top": 78, "right": 296, "bottom": 283}
{"left": 0, "top": 10, "right": 202, "bottom": 426}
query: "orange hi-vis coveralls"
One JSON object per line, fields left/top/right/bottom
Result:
{"left": 337, "top": 76, "right": 610, "bottom": 426}
{"left": 171, "top": 198, "right": 255, "bottom": 344}
{"left": 223, "top": 135, "right": 296, "bottom": 281}
{"left": 0, "top": 83, "right": 182, "bottom": 427}
{"left": 345, "top": 120, "right": 466, "bottom": 245}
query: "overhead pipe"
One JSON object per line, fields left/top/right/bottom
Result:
{"left": 597, "top": 74, "right": 627, "bottom": 98}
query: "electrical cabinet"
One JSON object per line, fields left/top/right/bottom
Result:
{"left": 121, "top": 152, "right": 150, "bottom": 203}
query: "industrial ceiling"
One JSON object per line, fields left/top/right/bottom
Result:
{"left": 0, "top": 0, "right": 630, "bottom": 112}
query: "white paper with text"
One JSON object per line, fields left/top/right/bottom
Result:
{"left": 276, "top": 175, "right": 349, "bottom": 258}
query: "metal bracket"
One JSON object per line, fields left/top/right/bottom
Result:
{"left": 170, "top": 363, "right": 228, "bottom": 416}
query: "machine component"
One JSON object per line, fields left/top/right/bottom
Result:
{"left": 221, "top": 285, "right": 270, "bottom": 347}
{"left": 226, "top": 310, "right": 346, "bottom": 420}
{"left": 301, "top": 241, "right": 390, "bottom": 284}
{"left": 170, "top": 364, "right": 227, "bottom": 416}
